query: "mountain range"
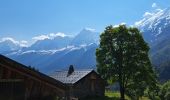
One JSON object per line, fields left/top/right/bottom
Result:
{"left": 1, "top": 8, "right": 170, "bottom": 81}
{"left": 0, "top": 28, "right": 99, "bottom": 73}
{"left": 135, "top": 8, "right": 170, "bottom": 81}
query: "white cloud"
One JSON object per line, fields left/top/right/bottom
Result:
{"left": 143, "top": 12, "right": 153, "bottom": 17}
{"left": 152, "top": 3, "right": 157, "bottom": 8}
{"left": 134, "top": 5, "right": 164, "bottom": 28}
{"left": 32, "top": 35, "right": 50, "bottom": 41}
{"left": 0, "top": 37, "right": 19, "bottom": 44}
{"left": 134, "top": 2, "right": 163, "bottom": 27}
{"left": 0, "top": 37, "right": 29, "bottom": 47}
{"left": 20, "top": 40, "right": 29, "bottom": 47}
{"left": 32, "top": 32, "right": 70, "bottom": 41}
{"left": 113, "top": 22, "right": 126, "bottom": 27}
{"left": 113, "top": 25, "right": 119, "bottom": 28}
{"left": 85, "top": 28, "right": 96, "bottom": 32}
{"left": 49, "top": 32, "right": 66, "bottom": 38}
{"left": 156, "top": 8, "right": 163, "bottom": 12}
{"left": 140, "top": 3, "right": 162, "bottom": 19}
{"left": 134, "top": 19, "right": 144, "bottom": 26}
{"left": 120, "top": 22, "right": 126, "bottom": 25}
{"left": 21, "top": 40, "right": 28, "bottom": 44}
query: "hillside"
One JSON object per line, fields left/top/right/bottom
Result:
{"left": 135, "top": 7, "right": 170, "bottom": 81}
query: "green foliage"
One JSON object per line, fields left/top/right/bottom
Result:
{"left": 160, "top": 81, "right": 170, "bottom": 100}
{"left": 80, "top": 96, "right": 119, "bottom": 100}
{"left": 144, "top": 84, "right": 161, "bottom": 100}
{"left": 80, "top": 91, "right": 129, "bottom": 100}
{"left": 105, "top": 91, "right": 130, "bottom": 99}
{"left": 144, "top": 81, "right": 170, "bottom": 100}
{"left": 96, "top": 25, "right": 157, "bottom": 100}
{"left": 150, "top": 38, "right": 170, "bottom": 82}
{"left": 41, "top": 95, "right": 62, "bottom": 100}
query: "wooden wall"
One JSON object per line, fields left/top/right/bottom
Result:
{"left": 0, "top": 64, "right": 66, "bottom": 100}
{"left": 68, "top": 72, "right": 105, "bottom": 99}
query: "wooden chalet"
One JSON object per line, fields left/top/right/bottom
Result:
{"left": 0, "top": 54, "right": 67, "bottom": 100}
{"left": 50, "top": 65, "right": 105, "bottom": 100}
{"left": 0, "top": 55, "right": 105, "bottom": 100}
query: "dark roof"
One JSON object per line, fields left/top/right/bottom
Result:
{"left": 0, "top": 54, "right": 66, "bottom": 89}
{"left": 50, "top": 69, "right": 94, "bottom": 84}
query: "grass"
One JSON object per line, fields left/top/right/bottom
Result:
{"left": 139, "top": 97, "right": 149, "bottom": 100}
{"left": 105, "top": 91, "right": 130, "bottom": 100}
{"left": 81, "top": 91, "right": 150, "bottom": 100}
{"left": 80, "top": 96, "right": 119, "bottom": 100}
{"left": 105, "top": 91, "right": 150, "bottom": 100}
{"left": 105, "top": 91, "right": 120, "bottom": 97}
{"left": 80, "top": 91, "right": 128, "bottom": 100}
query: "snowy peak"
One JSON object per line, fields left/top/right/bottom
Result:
{"left": 135, "top": 7, "right": 170, "bottom": 44}
{"left": 23, "top": 28, "right": 100, "bottom": 50}
{"left": 0, "top": 38, "right": 22, "bottom": 53}
{"left": 28, "top": 35, "right": 73, "bottom": 50}
{"left": 82, "top": 28, "right": 96, "bottom": 32}
{"left": 135, "top": 8, "right": 170, "bottom": 31}
{"left": 0, "top": 28, "right": 100, "bottom": 53}
{"left": 70, "top": 28, "right": 100, "bottom": 46}
{"left": 81, "top": 28, "right": 97, "bottom": 33}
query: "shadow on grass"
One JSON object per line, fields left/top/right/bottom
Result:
{"left": 80, "top": 96, "right": 120, "bottom": 100}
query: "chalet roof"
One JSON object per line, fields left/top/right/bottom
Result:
{"left": 50, "top": 69, "right": 94, "bottom": 84}
{"left": 0, "top": 54, "right": 66, "bottom": 89}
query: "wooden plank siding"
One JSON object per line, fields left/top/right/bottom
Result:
{"left": 0, "top": 54, "right": 105, "bottom": 100}
{"left": 0, "top": 55, "right": 68, "bottom": 100}
{"left": 70, "top": 72, "right": 105, "bottom": 99}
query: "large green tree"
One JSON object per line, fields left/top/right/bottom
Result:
{"left": 96, "top": 25, "right": 157, "bottom": 100}
{"left": 160, "top": 81, "right": 170, "bottom": 100}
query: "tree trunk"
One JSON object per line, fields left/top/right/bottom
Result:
{"left": 119, "top": 83, "right": 125, "bottom": 100}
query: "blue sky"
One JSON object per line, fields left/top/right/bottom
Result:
{"left": 0, "top": 0, "right": 170, "bottom": 43}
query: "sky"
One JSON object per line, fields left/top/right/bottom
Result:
{"left": 0, "top": 0, "right": 170, "bottom": 43}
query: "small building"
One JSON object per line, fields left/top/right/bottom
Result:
{"left": 50, "top": 65, "right": 105, "bottom": 100}
{"left": 0, "top": 54, "right": 67, "bottom": 100}
{"left": 0, "top": 55, "right": 105, "bottom": 100}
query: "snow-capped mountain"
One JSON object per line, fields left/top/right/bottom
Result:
{"left": 0, "top": 38, "right": 22, "bottom": 53}
{"left": 136, "top": 7, "right": 170, "bottom": 81}
{"left": 71, "top": 28, "right": 100, "bottom": 46}
{"left": 1, "top": 29, "right": 99, "bottom": 73}
{"left": 135, "top": 7, "right": 170, "bottom": 58}
{"left": 135, "top": 8, "right": 170, "bottom": 45}
{"left": 24, "top": 28, "right": 99, "bottom": 51}
{"left": 1, "top": 7, "right": 170, "bottom": 80}
{"left": 8, "top": 43, "right": 98, "bottom": 73}
{"left": 27, "top": 36, "right": 73, "bottom": 50}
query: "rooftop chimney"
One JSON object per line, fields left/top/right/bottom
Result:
{"left": 67, "top": 65, "right": 74, "bottom": 76}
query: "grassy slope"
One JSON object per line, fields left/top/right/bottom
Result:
{"left": 81, "top": 91, "right": 149, "bottom": 100}
{"left": 105, "top": 91, "right": 130, "bottom": 100}
{"left": 106, "top": 91, "right": 149, "bottom": 100}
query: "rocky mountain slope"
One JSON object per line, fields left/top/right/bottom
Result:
{"left": 135, "top": 7, "right": 170, "bottom": 81}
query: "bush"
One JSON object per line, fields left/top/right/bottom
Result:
{"left": 160, "top": 81, "right": 170, "bottom": 100}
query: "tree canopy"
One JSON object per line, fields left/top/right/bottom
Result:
{"left": 96, "top": 25, "right": 157, "bottom": 100}
{"left": 160, "top": 81, "right": 170, "bottom": 100}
